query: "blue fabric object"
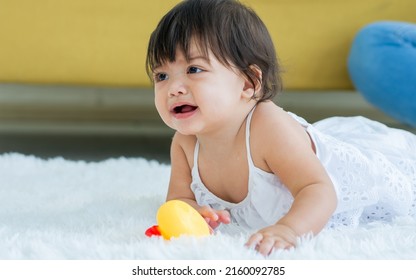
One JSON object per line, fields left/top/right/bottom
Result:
{"left": 348, "top": 21, "right": 416, "bottom": 127}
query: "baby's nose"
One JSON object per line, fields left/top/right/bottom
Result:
{"left": 168, "top": 76, "right": 188, "bottom": 97}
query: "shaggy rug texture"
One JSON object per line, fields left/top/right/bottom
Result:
{"left": 1, "top": 153, "right": 415, "bottom": 260}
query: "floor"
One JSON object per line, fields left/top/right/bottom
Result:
{"left": 0, "top": 133, "right": 172, "bottom": 163}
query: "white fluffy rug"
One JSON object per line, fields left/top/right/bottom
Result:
{"left": 1, "top": 153, "right": 416, "bottom": 260}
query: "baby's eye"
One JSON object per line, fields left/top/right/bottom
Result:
{"left": 154, "top": 72, "right": 168, "bottom": 82}
{"left": 187, "top": 66, "right": 203, "bottom": 74}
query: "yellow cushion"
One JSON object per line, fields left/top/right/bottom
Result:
{"left": 0, "top": 0, "right": 415, "bottom": 89}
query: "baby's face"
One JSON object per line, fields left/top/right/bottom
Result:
{"left": 152, "top": 41, "right": 249, "bottom": 136}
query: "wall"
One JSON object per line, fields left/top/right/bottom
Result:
{"left": 1, "top": 0, "right": 415, "bottom": 89}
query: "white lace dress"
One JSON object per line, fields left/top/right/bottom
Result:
{"left": 191, "top": 111, "right": 416, "bottom": 230}
{"left": 301, "top": 114, "right": 416, "bottom": 228}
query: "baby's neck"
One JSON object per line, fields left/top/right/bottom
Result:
{"left": 195, "top": 103, "right": 255, "bottom": 154}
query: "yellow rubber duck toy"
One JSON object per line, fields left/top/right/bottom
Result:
{"left": 145, "top": 200, "right": 210, "bottom": 239}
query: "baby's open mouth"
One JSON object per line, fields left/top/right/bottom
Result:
{"left": 173, "top": 105, "right": 198, "bottom": 114}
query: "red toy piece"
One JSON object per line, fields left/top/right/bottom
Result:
{"left": 145, "top": 225, "right": 161, "bottom": 237}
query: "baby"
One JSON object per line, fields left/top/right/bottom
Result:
{"left": 146, "top": 0, "right": 416, "bottom": 256}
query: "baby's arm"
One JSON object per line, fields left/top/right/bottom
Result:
{"left": 246, "top": 104, "right": 337, "bottom": 255}
{"left": 166, "top": 133, "right": 230, "bottom": 230}
{"left": 246, "top": 181, "right": 336, "bottom": 255}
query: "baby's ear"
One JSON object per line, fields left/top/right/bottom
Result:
{"left": 242, "top": 65, "right": 263, "bottom": 100}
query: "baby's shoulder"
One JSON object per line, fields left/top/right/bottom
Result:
{"left": 171, "top": 132, "right": 197, "bottom": 165}
{"left": 172, "top": 132, "right": 196, "bottom": 151}
{"left": 251, "top": 102, "right": 296, "bottom": 132}
{"left": 250, "top": 102, "right": 312, "bottom": 153}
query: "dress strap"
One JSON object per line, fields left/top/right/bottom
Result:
{"left": 193, "top": 140, "right": 200, "bottom": 170}
{"left": 245, "top": 106, "right": 256, "bottom": 167}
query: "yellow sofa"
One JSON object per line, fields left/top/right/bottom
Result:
{"left": 1, "top": 0, "right": 415, "bottom": 90}
{"left": 1, "top": 0, "right": 415, "bottom": 159}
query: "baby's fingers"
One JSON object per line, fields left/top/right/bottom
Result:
{"left": 216, "top": 209, "right": 231, "bottom": 224}
{"left": 198, "top": 206, "right": 219, "bottom": 221}
{"left": 246, "top": 233, "right": 293, "bottom": 256}
{"left": 246, "top": 233, "right": 275, "bottom": 256}
{"left": 245, "top": 232, "right": 264, "bottom": 248}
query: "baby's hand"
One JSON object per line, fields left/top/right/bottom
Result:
{"left": 245, "top": 224, "right": 297, "bottom": 256}
{"left": 197, "top": 205, "right": 231, "bottom": 231}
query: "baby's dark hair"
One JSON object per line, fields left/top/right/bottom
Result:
{"left": 146, "top": 0, "right": 282, "bottom": 102}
